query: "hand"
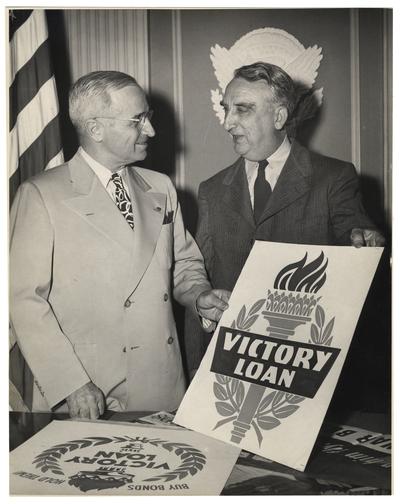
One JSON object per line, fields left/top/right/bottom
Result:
{"left": 66, "top": 382, "right": 105, "bottom": 420}
{"left": 196, "top": 289, "right": 231, "bottom": 322}
{"left": 350, "top": 228, "right": 385, "bottom": 248}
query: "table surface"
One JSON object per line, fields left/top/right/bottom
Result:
{"left": 9, "top": 408, "right": 391, "bottom": 495}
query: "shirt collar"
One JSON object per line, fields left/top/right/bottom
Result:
{"left": 267, "top": 135, "right": 291, "bottom": 166}
{"left": 79, "top": 147, "right": 125, "bottom": 189}
{"left": 245, "top": 135, "right": 291, "bottom": 177}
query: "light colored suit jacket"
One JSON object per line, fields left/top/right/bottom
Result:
{"left": 10, "top": 151, "right": 211, "bottom": 412}
{"left": 185, "top": 140, "right": 376, "bottom": 373}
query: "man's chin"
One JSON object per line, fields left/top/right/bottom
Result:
{"left": 126, "top": 152, "right": 147, "bottom": 165}
{"left": 233, "top": 143, "right": 249, "bottom": 156}
{"left": 132, "top": 144, "right": 148, "bottom": 158}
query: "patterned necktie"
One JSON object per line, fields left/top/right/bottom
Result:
{"left": 253, "top": 159, "right": 271, "bottom": 223}
{"left": 111, "top": 173, "right": 135, "bottom": 229}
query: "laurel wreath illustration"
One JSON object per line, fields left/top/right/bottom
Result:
{"left": 213, "top": 298, "right": 335, "bottom": 444}
{"left": 33, "top": 435, "right": 206, "bottom": 483}
{"left": 144, "top": 440, "right": 206, "bottom": 482}
{"left": 309, "top": 304, "right": 335, "bottom": 346}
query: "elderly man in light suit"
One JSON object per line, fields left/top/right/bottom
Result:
{"left": 10, "top": 71, "right": 229, "bottom": 419}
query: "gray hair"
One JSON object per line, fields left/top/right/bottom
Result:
{"left": 69, "top": 71, "right": 139, "bottom": 134}
{"left": 234, "top": 62, "right": 296, "bottom": 118}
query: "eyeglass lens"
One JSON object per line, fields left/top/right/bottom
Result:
{"left": 137, "top": 110, "right": 153, "bottom": 133}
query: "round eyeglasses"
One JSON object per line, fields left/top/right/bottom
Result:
{"left": 94, "top": 110, "right": 153, "bottom": 135}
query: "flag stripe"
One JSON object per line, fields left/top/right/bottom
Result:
{"left": 9, "top": 40, "right": 53, "bottom": 130}
{"left": 9, "top": 9, "right": 48, "bottom": 82}
{"left": 10, "top": 116, "right": 63, "bottom": 189}
{"left": 9, "top": 76, "right": 60, "bottom": 177}
{"left": 9, "top": 169, "right": 21, "bottom": 208}
{"left": 8, "top": 9, "right": 33, "bottom": 40}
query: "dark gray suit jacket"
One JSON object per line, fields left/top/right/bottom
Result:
{"left": 184, "top": 140, "right": 376, "bottom": 374}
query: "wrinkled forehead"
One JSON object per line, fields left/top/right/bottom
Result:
{"left": 223, "top": 77, "right": 273, "bottom": 104}
{"left": 108, "top": 84, "right": 148, "bottom": 115}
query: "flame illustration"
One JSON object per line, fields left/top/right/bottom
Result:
{"left": 274, "top": 251, "right": 328, "bottom": 293}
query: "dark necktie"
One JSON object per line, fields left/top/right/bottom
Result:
{"left": 253, "top": 159, "right": 271, "bottom": 223}
{"left": 111, "top": 173, "right": 135, "bottom": 229}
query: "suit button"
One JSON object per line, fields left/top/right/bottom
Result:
{"left": 122, "top": 346, "right": 126, "bottom": 353}
{"left": 124, "top": 299, "right": 132, "bottom": 308}
{"left": 167, "top": 336, "right": 174, "bottom": 344}
{"left": 164, "top": 293, "right": 169, "bottom": 302}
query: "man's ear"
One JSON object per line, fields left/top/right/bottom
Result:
{"left": 274, "top": 106, "right": 288, "bottom": 131}
{"left": 84, "top": 118, "right": 103, "bottom": 142}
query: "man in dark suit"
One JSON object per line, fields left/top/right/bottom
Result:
{"left": 185, "top": 61, "right": 384, "bottom": 377}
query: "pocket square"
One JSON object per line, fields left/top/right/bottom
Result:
{"left": 163, "top": 210, "right": 174, "bottom": 225}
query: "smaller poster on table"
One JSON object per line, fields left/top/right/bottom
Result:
{"left": 10, "top": 419, "right": 240, "bottom": 495}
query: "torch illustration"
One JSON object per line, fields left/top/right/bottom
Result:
{"left": 229, "top": 252, "right": 328, "bottom": 445}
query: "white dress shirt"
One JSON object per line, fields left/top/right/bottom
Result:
{"left": 245, "top": 136, "right": 292, "bottom": 208}
{"left": 79, "top": 147, "right": 131, "bottom": 201}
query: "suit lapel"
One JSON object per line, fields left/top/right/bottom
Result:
{"left": 258, "top": 141, "right": 312, "bottom": 223}
{"left": 63, "top": 152, "right": 136, "bottom": 253}
{"left": 125, "top": 167, "right": 166, "bottom": 293}
{"left": 64, "top": 153, "right": 166, "bottom": 293}
{"left": 222, "top": 158, "right": 255, "bottom": 227}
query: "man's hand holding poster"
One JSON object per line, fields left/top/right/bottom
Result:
{"left": 175, "top": 241, "right": 383, "bottom": 471}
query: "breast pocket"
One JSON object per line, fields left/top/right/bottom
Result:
{"left": 155, "top": 222, "right": 173, "bottom": 269}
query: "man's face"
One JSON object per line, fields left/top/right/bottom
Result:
{"left": 99, "top": 85, "right": 155, "bottom": 166}
{"left": 222, "top": 77, "right": 284, "bottom": 161}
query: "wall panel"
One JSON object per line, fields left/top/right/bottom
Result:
{"left": 358, "top": 9, "right": 390, "bottom": 231}
{"left": 63, "top": 9, "right": 149, "bottom": 89}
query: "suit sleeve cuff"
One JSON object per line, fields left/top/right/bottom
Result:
{"left": 201, "top": 317, "right": 216, "bottom": 333}
{"left": 195, "top": 295, "right": 216, "bottom": 333}
{"left": 45, "top": 373, "right": 91, "bottom": 410}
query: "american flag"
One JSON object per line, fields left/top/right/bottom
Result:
{"left": 8, "top": 9, "right": 64, "bottom": 410}
{"left": 8, "top": 9, "right": 64, "bottom": 203}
